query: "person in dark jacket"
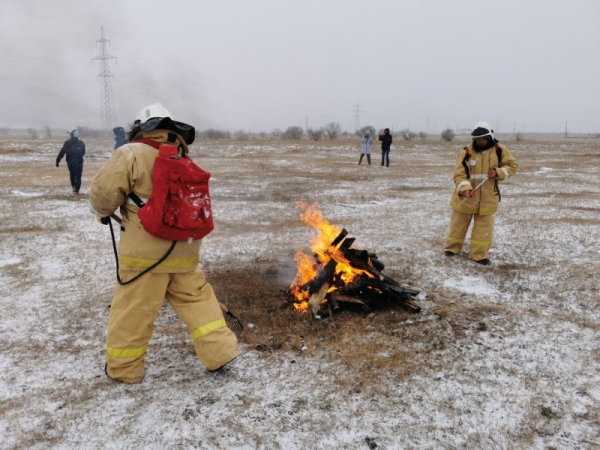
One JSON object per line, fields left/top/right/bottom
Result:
{"left": 56, "top": 129, "right": 86, "bottom": 194}
{"left": 379, "top": 128, "right": 392, "bottom": 167}
{"left": 113, "top": 126, "right": 127, "bottom": 150}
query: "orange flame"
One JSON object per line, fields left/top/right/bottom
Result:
{"left": 289, "top": 201, "right": 372, "bottom": 312}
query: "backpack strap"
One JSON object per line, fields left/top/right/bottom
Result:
{"left": 126, "top": 139, "right": 159, "bottom": 207}
{"left": 128, "top": 192, "right": 146, "bottom": 208}
{"left": 494, "top": 144, "right": 502, "bottom": 202}
{"left": 461, "top": 146, "right": 471, "bottom": 179}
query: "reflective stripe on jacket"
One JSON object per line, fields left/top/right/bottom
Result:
{"left": 448, "top": 143, "right": 518, "bottom": 216}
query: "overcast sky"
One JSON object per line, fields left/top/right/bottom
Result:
{"left": 1, "top": 0, "right": 599, "bottom": 134}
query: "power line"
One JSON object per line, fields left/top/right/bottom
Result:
{"left": 92, "top": 27, "right": 117, "bottom": 134}
{"left": 1, "top": 29, "right": 373, "bottom": 129}
{"left": 109, "top": 46, "right": 314, "bottom": 115}
{"left": 0, "top": 74, "right": 95, "bottom": 83}
{"left": 0, "top": 30, "right": 337, "bottom": 126}
{"left": 0, "top": 32, "right": 92, "bottom": 48}
{"left": 0, "top": 73, "right": 97, "bottom": 115}
{"left": 0, "top": 56, "right": 91, "bottom": 66}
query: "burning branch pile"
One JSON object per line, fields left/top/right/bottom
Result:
{"left": 288, "top": 202, "right": 421, "bottom": 317}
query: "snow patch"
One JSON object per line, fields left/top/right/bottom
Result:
{"left": 443, "top": 275, "right": 499, "bottom": 296}
{"left": 11, "top": 190, "right": 44, "bottom": 197}
{"left": 0, "top": 257, "right": 21, "bottom": 268}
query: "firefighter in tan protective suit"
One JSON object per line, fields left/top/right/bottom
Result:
{"left": 89, "top": 103, "right": 239, "bottom": 383}
{"left": 443, "top": 121, "right": 518, "bottom": 265}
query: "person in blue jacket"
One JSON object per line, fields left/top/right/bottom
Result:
{"left": 56, "top": 129, "right": 86, "bottom": 194}
{"left": 113, "top": 126, "right": 127, "bottom": 150}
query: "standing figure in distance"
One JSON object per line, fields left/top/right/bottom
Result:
{"left": 379, "top": 128, "right": 392, "bottom": 167}
{"left": 56, "top": 129, "right": 86, "bottom": 195}
{"left": 89, "top": 103, "right": 239, "bottom": 383}
{"left": 443, "top": 121, "right": 518, "bottom": 265}
{"left": 113, "top": 126, "right": 127, "bottom": 150}
{"left": 359, "top": 130, "right": 373, "bottom": 165}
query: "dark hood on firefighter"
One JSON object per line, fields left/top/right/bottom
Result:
{"left": 472, "top": 136, "right": 499, "bottom": 152}
{"left": 138, "top": 117, "right": 196, "bottom": 145}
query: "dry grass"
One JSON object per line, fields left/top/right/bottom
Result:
{"left": 1, "top": 135, "right": 600, "bottom": 448}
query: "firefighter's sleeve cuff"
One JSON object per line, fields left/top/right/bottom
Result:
{"left": 457, "top": 181, "right": 471, "bottom": 192}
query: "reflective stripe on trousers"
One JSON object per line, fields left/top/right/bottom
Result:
{"left": 444, "top": 210, "right": 494, "bottom": 261}
{"left": 105, "top": 268, "right": 239, "bottom": 383}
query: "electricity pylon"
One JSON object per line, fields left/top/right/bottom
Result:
{"left": 92, "top": 26, "right": 117, "bottom": 135}
{"left": 352, "top": 100, "right": 362, "bottom": 133}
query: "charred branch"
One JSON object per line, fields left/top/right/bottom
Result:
{"left": 341, "top": 249, "right": 405, "bottom": 288}
{"left": 337, "top": 276, "right": 421, "bottom": 312}
{"left": 370, "top": 256, "right": 384, "bottom": 272}
{"left": 328, "top": 293, "right": 365, "bottom": 305}
{"left": 339, "top": 237, "right": 355, "bottom": 250}
{"left": 328, "top": 294, "right": 339, "bottom": 311}
{"left": 330, "top": 229, "right": 348, "bottom": 248}
{"left": 300, "top": 229, "right": 348, "bottom": 294}
{"left": 301, "top": 258, "right": 337, "bottom": 294}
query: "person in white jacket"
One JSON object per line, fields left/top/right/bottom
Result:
{"left": 359, "top": 130, "right": 373, "bottom": 165}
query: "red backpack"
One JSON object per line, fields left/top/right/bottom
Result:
{"left": 130, "top": 141, "right": 214, "bottom": 241}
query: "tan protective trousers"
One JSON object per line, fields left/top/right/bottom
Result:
{"left": 444, "top": 210, "right": 494, "bottom": 262}
{"left": 106, "top": 268, "right": 240, "bottom": 383}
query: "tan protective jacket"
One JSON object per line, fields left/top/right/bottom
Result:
{"left": 449, "top": 143, "right": 518, "bottom": 216}
{"left": 89, "top": 130, "right": 202, "bottom": 273}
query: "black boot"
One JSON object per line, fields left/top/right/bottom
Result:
{"left": 359, "top": 154, "right": 364, "bottom": 165}
{"left": 367, "top": 154, "right": 371, "bottom": 165}
{"left": 474, "top": 258, "right": 491, "bottom": 265}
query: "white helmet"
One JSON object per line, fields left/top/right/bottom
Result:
{"left": 134, "top": 102, "right": 195, "bottom": 145}
{"left": 471, "top": 121, "right": 494, "bottom": 140}
{"left": 136, "top": 103, "right": 173, "bottom": 124}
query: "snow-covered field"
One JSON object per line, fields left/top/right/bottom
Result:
{"left": 1, "top": 136, "right": 599, "bottom": 449}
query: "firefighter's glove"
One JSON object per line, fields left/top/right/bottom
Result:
{"left": 99, "top": 216, "right": 111, "bottom": 225}
{"left": 460, "top": 189, "right": 475, "bottom": 198}
{"left": 487, "top": 169, "right": 497, "bottom": 179}
{"left": 56, "top": 162, "right": 59, "bottom": 167}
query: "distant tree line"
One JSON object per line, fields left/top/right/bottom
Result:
{"left": 2, "top": 124, "right": 535, "bottom": 143}
{"left": 196, "top": 122, "right": 345, "bottom": 141}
